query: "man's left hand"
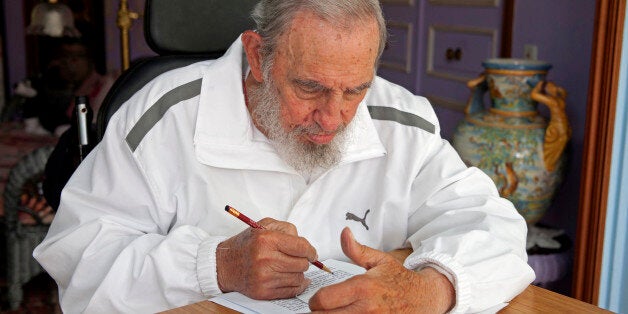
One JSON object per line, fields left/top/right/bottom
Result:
{"left": 308, "top": 227, "right": 455, "bottom": 313}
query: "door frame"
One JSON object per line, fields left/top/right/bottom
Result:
{"left": 572, "top": 0, "right": 626, "bottom": 304}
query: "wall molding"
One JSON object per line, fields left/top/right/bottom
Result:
{"left": 426, "top": 24, "right": 497, "bottom": 82}
{"left": 380, "top": 21, "right": 413, "bottom": 74}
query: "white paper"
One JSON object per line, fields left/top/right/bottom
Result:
{"left": 210, "top": 259, "right": 365, "bottom": 313}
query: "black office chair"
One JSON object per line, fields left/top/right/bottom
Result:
{"left": 96, "top": 0, "right": 258, "bottom": 140}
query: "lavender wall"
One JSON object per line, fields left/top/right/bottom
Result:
{"left": 512, "top": 0, "right": 595, "bottom": 242}
{"left": 103, "top": 0, "right": 155, "bottom": 75}
{"left": 3, "top": 0, "right": 27, "bottom": 92}
{"left": 378, "top": 3, "right": 422, "bottom": 92}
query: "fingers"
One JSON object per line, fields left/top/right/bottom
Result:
{"left": 257, "top": 219, "right": 318, "bottom": 262}
{"left": 26, "top": 195, "right": 38, "bottom": 208}
{"left": 341, "top": 227, "right": 391, "bottom": 270}
{"left": 232, "top": 244, "right": 313, "bottom": 300}
{"left": 269, "top": 284, "right": 311, "bottom": 300}
{"left": 216, "top": 220, "right": 317, "bottom": 299}
{"left": 264, "top": 250, "right": 312, "bottom": 273}
{"left": 33, "top": 197, "right": 47, "bottom": 211}
{"left": 40, "top": 206, "right": 55, "bottom": 224}
{"left": 387, "top": 248, "right": 413, "bottom": 263}
{"left": 309, "top": 276, "right": 361, "bottom": 311}
{"left": 310, "top": 228, "right": 403, "bottom": 311}
{"left": 246, "top": 275, "right": 311, "bottom": 300}
{"left": 259, "top": 217, "right": 298, "bottom": 235}
{"left": 273, "top": 233, "right": 318, "bottom": 262}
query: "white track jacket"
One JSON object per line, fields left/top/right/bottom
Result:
{"left": 34, "top": 37, "right": 534, "bottom": 313}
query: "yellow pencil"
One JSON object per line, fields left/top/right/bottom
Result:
{"left": 225, "top": 205, "right": 333, "bottom": 274}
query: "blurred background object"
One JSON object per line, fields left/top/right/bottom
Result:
{"left": 26, "top": 0, "right": 80, "bottom": 38}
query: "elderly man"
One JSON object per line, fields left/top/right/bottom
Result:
{"left": 34, "top": 0, "right": 534, "bottom": 313}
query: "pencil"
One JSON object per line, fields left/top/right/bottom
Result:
{"left": 225, "top": 205, "right": 333, "bottom": 274}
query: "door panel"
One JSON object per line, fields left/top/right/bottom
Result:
{"left": 421, "top": 1, "right": 504, "bottom": 111}
{"left": 379, "top": 1, "right": 420, "bottom": 91}
{"left": 379, "top": 0, "right": 505, "bottom": 112}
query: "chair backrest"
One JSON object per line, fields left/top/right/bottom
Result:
{"left": 96, "top": 0, "right": 258, "bottom": 140}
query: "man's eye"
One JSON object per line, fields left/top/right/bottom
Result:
{"left": 300, "top": 85, "right": 322, "bottom": 94}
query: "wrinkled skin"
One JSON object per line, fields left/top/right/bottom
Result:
{"left": 241, "top": 10, "right": 379, "bottom": 146}
{"left": 216, "top": 218, "right": 317, "bottom": 299}
{"left": 309, "top": 228, "right": 455, "bottom": 313}
{"left": 217, "top": 222, "right": 454, "bottom": 312}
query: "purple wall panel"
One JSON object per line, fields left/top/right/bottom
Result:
{"left": 511, "top": 0, "right": 595, "bottom": 243}
{"left": 4, "top": 0, "right": 27, "bottom": 92}
{"left": 379, "top": 4, "right": 421, "bottom": 91}
{"left": 420, "top": 3, "right": 505, "bottom": 88}
{"left": 104, "top": 0, "right": 155, "bottom": 75}
{"left": 418, "top": 2, "right": 504, "bottom": 141}
{"left": 434, "top": 106, "right": 462, "bottom": 139}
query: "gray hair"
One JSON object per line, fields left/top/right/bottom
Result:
{"left": 251, "top": 0, "right": 387, "bottom": 71}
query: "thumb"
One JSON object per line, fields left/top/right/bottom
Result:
{"left": 341, "top": 227, "right": 390, "bottom": 270}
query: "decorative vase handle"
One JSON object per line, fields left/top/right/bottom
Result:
{"left": 530, "top": 81, "right": 572, "bottom": 172}
{"left": 465, "top": 75, "right": 488, "bottom": 115}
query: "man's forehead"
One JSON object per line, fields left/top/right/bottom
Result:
{"left": 278, "top": 12, "right": 379, "bottom": 68}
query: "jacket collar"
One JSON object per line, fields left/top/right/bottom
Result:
{"left": 194, "top": 36, "right": 386, "bottom": 174}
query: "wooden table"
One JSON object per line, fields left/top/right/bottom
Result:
{"left": 163, "top": 285, "right": 610, "bottom": 313}
{"left": 500, "top": 285, "right": 610, "bottom": 313}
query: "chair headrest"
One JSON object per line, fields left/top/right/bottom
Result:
{"left": 145, "top": 0, "right": 258, "bottom": 55}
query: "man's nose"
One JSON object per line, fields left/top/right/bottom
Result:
{"left": 314, "top": 92, "right": 345, "bottom": 132}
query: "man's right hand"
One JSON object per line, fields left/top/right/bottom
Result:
{"left": 216, "top": 218, "right": 317, "bottom": 299}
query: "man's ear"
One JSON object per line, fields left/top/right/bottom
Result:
{"left": 242, "top": 30, "right": 264, "bottom": 83}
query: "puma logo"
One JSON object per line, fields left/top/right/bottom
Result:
{"left": 346, "top": 209, "right": 370, "bottom": 230}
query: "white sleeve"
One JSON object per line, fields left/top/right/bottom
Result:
{"left": 33, "top": 113, "right": 226, "bottom": 313}
{"left": 403, "top": 138, "right": 535, "bottom": 313}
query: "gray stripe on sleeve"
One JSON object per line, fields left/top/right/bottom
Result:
{"left": 126, "top": 78, "right": 203, "bottom": 151}
{"left": 367, "top": 106, "right": 435, "bottom": 134}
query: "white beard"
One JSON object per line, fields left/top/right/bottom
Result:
{"left": 247, "top": 77, "right": 348, "bottom": 173}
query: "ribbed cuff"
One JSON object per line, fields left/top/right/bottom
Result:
{"left": 196, "top": 236, "right": 228, "bottom": 297}
{"left": 404, "top": 252, "right": 471, "bottom": 313}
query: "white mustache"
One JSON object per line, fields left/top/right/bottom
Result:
{"left": 292, "top": 123, "right": 346, "bottom": 139}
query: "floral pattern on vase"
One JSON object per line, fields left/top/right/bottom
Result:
{"left": 452, "top": 59, "right": 571, "bottom": 225}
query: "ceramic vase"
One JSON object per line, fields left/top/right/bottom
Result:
{"left": 452, "top": 58, "right": 571, "bottom": 225}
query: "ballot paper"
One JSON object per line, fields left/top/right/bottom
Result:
{"left": 210, "top": 259, "right": 365, "bottom": 313}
